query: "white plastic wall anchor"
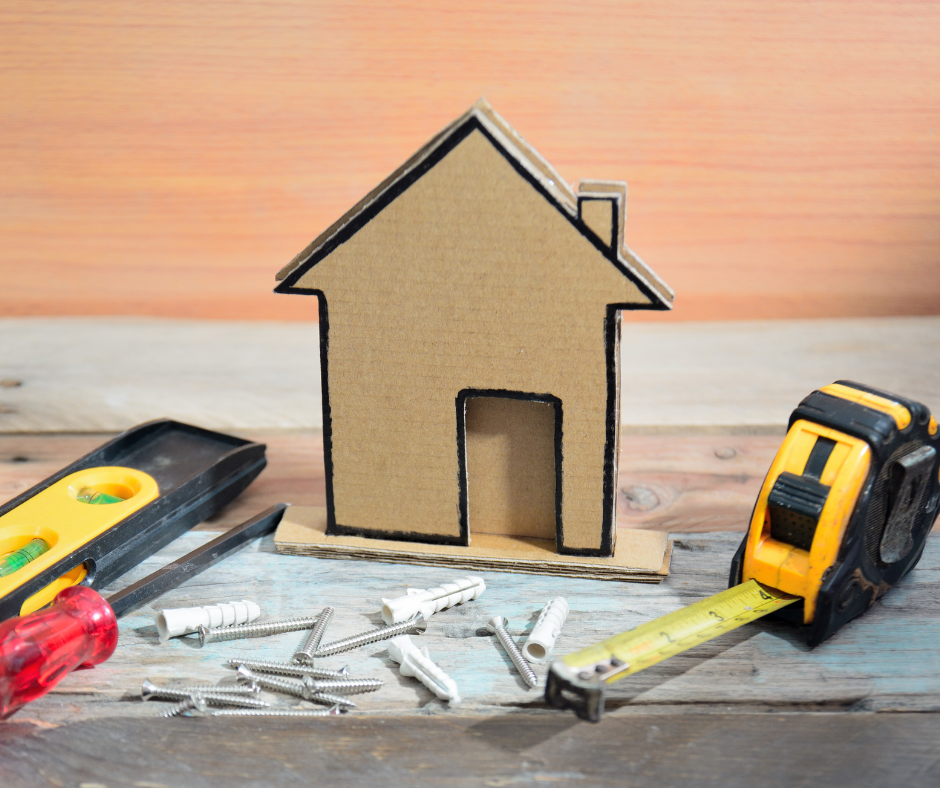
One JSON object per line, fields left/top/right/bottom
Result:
{"left": 381, "top": 576, "right": 485, "bottom": 625}
{"left": 522, "top": 597, "right": 569, "bottom": 664}
{"left": 156, "top": 600, "right": 261, "bottom": 642}
{"left": 387, "top": 635, "right": 460, "bottom": 703}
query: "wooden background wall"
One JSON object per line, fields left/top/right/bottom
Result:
{"left": 3, "top": 1, "right": 940, "bottom": 322}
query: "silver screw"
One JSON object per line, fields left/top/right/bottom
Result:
{"left": 293, "top": 606, "right": 335, "bottom": 664}
{"left": 157, "top": 696, "right": 208, "bottom": 718}
{"left": 235, "top": 666, "right": 356, "bottom": 708}
{"left": 142, "top": 680, "right": 270, "bottom": 708}
{"left": 487, "top": 616, "right": 539, "bottom": 688}
{"left": 147, "top": 681, "right": 260, "bottom": 696}
{"left": 197, "top": 615, "right": 319, "bottom": 647}
{"left": 306, "top": 691, "right": 357, "bottom": 708}
{"left": 314, "top": 614, "right": 427, "bottom": 657}
{"left": 302, "top": 677, "right": 383, "bottom": 696}
{"left": 227, "top": 657, "right": 349, "bottom": 680}
{"left": 206, "top": 706, "right": 343, "bottom": 717}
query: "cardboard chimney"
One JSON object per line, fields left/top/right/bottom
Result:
{"left": 273, "top": 99, "right": 674, "bottom": 577}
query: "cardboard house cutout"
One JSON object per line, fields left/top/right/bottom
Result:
{"left": 275, "top": 99, "right": 673, "bottom": 560}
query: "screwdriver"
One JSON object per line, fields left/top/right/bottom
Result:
{"left": 0, "top": 505, "right": 286, "bottom": 719}
{"left": 0, "top": 586, "right": 117, "bottom": 719}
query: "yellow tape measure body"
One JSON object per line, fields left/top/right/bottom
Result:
{"left": 546, "top": 580, "right": 798, "bottom": 720}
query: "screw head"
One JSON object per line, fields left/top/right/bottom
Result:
{"left": 196, "top": 625, "right": 210, "bottom": 648}
{"left": 486, "top": 616, "right": 508, "bottom": 634}
{"left": 411, "top": 614, "right": 428, "bottom": 634}
{"left": 235, "top": 665, "right": 255, "bottom": 686}
{"left": 141, "top": 678, "right": 160, "bottom": 700}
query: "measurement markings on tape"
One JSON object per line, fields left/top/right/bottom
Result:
{"left": 562, "top": 580, "right": 799, "bottom": 682}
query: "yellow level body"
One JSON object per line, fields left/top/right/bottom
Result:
{"left": 0, "top": 467, "right": 158, "bottom": 614}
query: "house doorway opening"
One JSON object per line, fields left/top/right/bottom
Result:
{"left": 463, "top": 393, "right": 560, "bottom": 550}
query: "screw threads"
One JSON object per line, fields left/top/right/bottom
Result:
{"left": 293, "top": 606, "right": 335, "bottom": 664}
{"left": 158, "top": 697, "right": 208, "bottom": 717}
{"left": 306, "top": 691, "right": 357, "bottom": 708}
{"left": 144, "top": 687, "right": 270, "bottom": 708}
{"left": 197, "top": 615, "right": 319, "bottom": 647}
{"left": 237, "top": 666, "right": 306, "bottom": 699}
{"left": 208, "top": 707, "right": 342, "bottom": 717}
{"left": 303, "top": 677, "right": 383, "bottom": 695}
{"left": 314, "top": 614, "right": 427, "bottom": 657}
{"left": 236, "top": 667, "right": 356, "bottom": 707}
{"left": 155, "top": 683, "right": 260, "bottom": 696}
{"left": 227, "top": 657, "right": 349, "bottom": 680}
{"left": 488, "top": 617, "right": 539, "bottom": 688}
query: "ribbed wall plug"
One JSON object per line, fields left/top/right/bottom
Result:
{"left": 156, "top": 600, "right": 261, "bottom": 642}
{"left": 381, "top": 577, "right": 485, "bottom": 624}
{"left": 388, "top": 635, "right": 460, "bottom": 703}
{"left": 522, "top": 597, "right": 569, "bottom": 664}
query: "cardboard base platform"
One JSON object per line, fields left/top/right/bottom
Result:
{"left": 274, "top": 506, "right": 671, "bottom": 582}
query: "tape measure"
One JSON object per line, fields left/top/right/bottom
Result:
{"left": 546, "top": 381, "right": 940, "bottom": 721}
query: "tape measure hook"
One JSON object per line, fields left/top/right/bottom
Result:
{"left": 545, "top": 659, "right": 628, "bottom": 723}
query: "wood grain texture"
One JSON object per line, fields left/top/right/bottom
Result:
{"left": 3, "top": 529, "right": 938, "bottom": 724}
{"left": 3, "top": 713, "right": 940, "bottom": 788}
{"left": 3, "top": 2, "right": 940, "bottom": 322}
{"left": 0, "top": 431, "right": 778, "bottom": 534}
{"left": 2, "top": 316, "right": 937, "bottom": 433}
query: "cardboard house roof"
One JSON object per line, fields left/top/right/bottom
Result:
{"left": 275, "top": 98, "right": 673, "bottom": 308}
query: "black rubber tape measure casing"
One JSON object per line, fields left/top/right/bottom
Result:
{"left": 729, "top": 381, "right": 940, "bottom": 646}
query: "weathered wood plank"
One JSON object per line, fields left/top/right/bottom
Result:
{"left": 3, "top": 711, "right": 939, "bottom": 788}
{"left": 1, "top": 317, "right": 937, "bottom": 433}
{"left": 0, "top": 431, "right": 780, "bottom": 533}
{"left": 5, "top": 529, "right": 937, "bottom": 731}
{"left": 8, "top": 430, "right": 938, "bottom": 535}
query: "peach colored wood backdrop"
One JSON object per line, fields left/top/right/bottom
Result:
{"left": 3, "top": 1, "right": 940, "bottom": 322}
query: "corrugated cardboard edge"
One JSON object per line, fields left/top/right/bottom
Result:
{"left": 274, "top": 506, "right": 671, "bottom": 583}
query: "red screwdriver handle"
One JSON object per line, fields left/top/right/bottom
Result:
{"left": 0, "top": 586, "right": 118, "bottom": 719}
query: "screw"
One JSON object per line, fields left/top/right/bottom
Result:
{"left": 314, "top": 614, "right": 427, "bottom": 657}
{"left": 235, "top": 666, "right": 357, "bottom": 708}
{"left": 487, "top": 616, "right": 539, "bottom": 688}
{"left": 306, "top": 691, "right": 357, "bottom": 708}
{"left": 293, "top": 606, "right": 335, "bottom": 664}
{"left": 302, "top": 677, "right": 383, "bottom": 695}
{"left": 227, "top": 657, "right": 350, "bottom": 680}
{"left": 206, "top": 706, "right": 343, "bottom": 717}
{"left": 141, "top": 679, "right": 270, "bottom": 708}
{"left": 147, "top": 681, "right": 260, "bottom": 696}
{"left": 197, "top": 615, "right": 319, "bottom": 647}
{"left": 157, "top": 696, "right": 209, "bottom": 718}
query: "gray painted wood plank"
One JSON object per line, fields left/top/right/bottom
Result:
{"left": 9, "top": 529, "right": 938, "bottom": 728}
{"left": 1, "top": 316, "right": 937, "bottom": 432}
{"left": 3, "top": 712, "right": 939, "bottom": 788}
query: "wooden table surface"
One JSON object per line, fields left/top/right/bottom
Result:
{"left": 1, "top": 316, "right": 939, "bottom": 787}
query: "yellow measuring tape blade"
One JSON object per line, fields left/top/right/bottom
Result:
{"left": 562, "top": 580, "right": 799, "bottom": 683}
